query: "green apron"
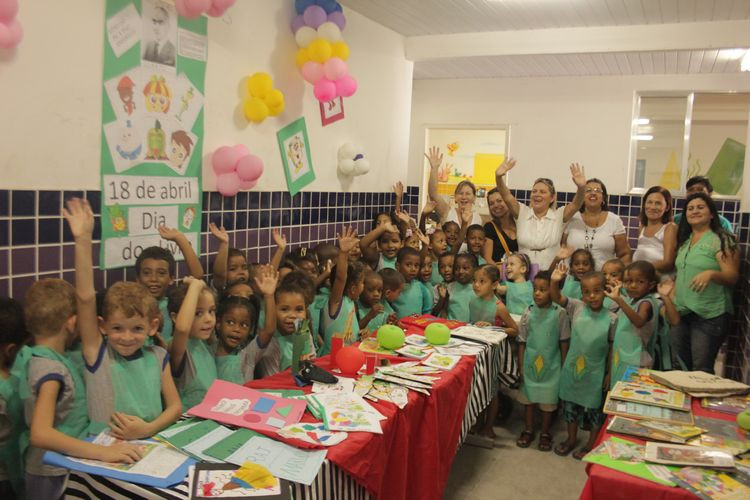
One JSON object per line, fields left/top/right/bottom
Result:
{"left": 559, "top": 307, "right": 611, "bottom": 409}
{"left": 562, "top": 278, "right": 582, "bottom": 300}
{"left": 180, "top": 338, "right": 217, "bottom": 411}
{"left": 357, "top": 300, "right": 389, "bottom": 334}
{"left": 275, "top": 329, "right": 312, "bottom": 372}
{"left": 469, "top": 296, "right": 497, "bottom": 324}
{"left": 505, "top": 281, "right": 533, "bottom": 315}
{"left": 475, "top": 254, "right": 487, "bottom": 266}
{"left": 610, "top": 296, "right": 658, "bottom": 388}
{"left": 447, "top": 282, "right": 475, "bottom": 322}
{"left": 159, "top": 297, "right": 173, "bottom": 344}
{"left": 392, "top": 281, "right": 423, "bottom": 319}
{"left": 0, "top": 375, "right": 23, "bottom": 493}
{"left": 320, "top": 296, "right": 359, "bottom": 355}
{"left": 521, "top": 304, "right": 564, "bottom": 404}
{"left": 430, "top": 261, "right": 443, "bottom": 286}
{"left": 377, "top": 255, "right": 396, "bottom": 271}
{"left": 216, "top": 354, "right": 245, "bottom": 385}
{"left": 310, "top": 288, "right": 330, "bottom": 346}
{"left": 420, "top": 281, "right": 434, "bottom": 314}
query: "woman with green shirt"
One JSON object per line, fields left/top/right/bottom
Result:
{"left": 671, "top": 193, "right": 739, "bottom": 373}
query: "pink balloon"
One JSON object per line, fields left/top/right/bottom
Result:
{"left": 216, "top": 172, "right": 241, "bottom": 197}
{"left": 327, "top": 11, "right": 346, "bottom": 31}
{"left": 313, "top": 78, "right": 337, "bottom": 102}
{"left": 323, "top": 57, "right": 347, "bottom": 80}
{"left": 236, "top": 154, "right": 264, "bottom": 181}
{"left": 207, "top": 0, "right": 235, "bottom": 17}
{"left": 239, "top": 178, "right": 258, "bottom": 190}
{"left": 212, "top": 146, "right": 242, "bottom": 174}
{"left": 301, "top": 61, "right": 324, "bottom": 84}
{"left": 0, "top": 19, "right": 22, "bottom": 49}
{"left": 0, "top": 0, "right": 18, "bottom": 24}
{"left": 233, "top": 144, "right": 250, "bottom": 156}
{"left": 291, "top": 15, "right": 305, "bottom": 33}
{"left": 175, "top": 0, "right": 208, "bottom": 18}
{"left": 335, "top": 75, "right": 357, "bottom": 98}
{"left": 303, "top": 5, "right": 327, "bottom": 29}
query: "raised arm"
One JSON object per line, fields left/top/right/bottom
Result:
{"left": 394, "top": 181, "right": 404, "bottom": 214}
{"left": 452, "top": 209, "right": 473, "bottom": 255}
{"left": 550, "top": 262, "right": 569, "bottom": 307}
{"left": 169, "top": 277, "right": 204, "bottom": 372}
{"left": 209, "top": 223, "right": 229, "bottom": 288}
{"left": 255, "top": 266, "right": 279, "bottom": 345}
{"left": 419, "top": 199, "right": 437, "bottom": 233}
{"left": 63, "top": 198, "right": 101, "bottom": 364}
{"left": 562, "top": 163, "right": 586, "bottom": 223}
{"left": 425, "top": 146, "right": 451, "bottom": 220}
{"left": 159, "top": 225, "right": 204, "bottom": 280}
{"left": 360, "top": 221, "right": 399, "bottom": 265}
{"left": 329, "top": 227, "right": 358, "bottom": 316}
{"left": 494, "top": 158, "right": 520, "bottom": 219}
{"left": 270, "top": 229, "right": 287, "bottom": 270}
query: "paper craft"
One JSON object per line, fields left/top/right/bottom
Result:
{"left": 620, "top": 366, "right": 662, "bottom": 386}
{"left": 395, "top": 345, "right": 430, "bottom": 360}
{"left": 189, "top": 462, "right": 290, "bottom": 499}
{"left": 645, "top": 442, "right": 735, "bottom": 468}
{"left": 610, "top": 381, "right": 688, "bottom": 410}
{"left": 183, "top": 425, "right": 235, "bottom": 463}
{"left": 637, "top": 420, "right": 704, "bottom": 440}
{"left": 607, "top": 416, "right": 687, "bottom": 443}
{"left": 422, "top": 353, "right": 461, "bottom": 371}
{"left": 671, "top": 467, "right": 750, "bottom": 500}
{"left": 253, "top": 398, "right": 275, "bottom": 414}
{"left": 106, "top": 3, "right": 140, "bottom": 58}
{"left": 582, "top": 437, "right": 677, "bottom": 486}
{"left": 157, "top": 418, "right": 201, "bottom": 439}
{"left": 202, "top": 429, "right": 262, "bottom": 463}
{"left": 368, "top": 381, "right": 409, "bottom": 409}
{"left": 649, "top": 371, "right": 750, "bottom": 397}
{"left": 266, "top": 418, "right": 286, "bottom": 429}
{"left": 158, "top": 419, "right": 221, "bottom": 451}
{"left": 404, "top": 334, "right": 430, "bottom": 347}
{"left": 277, "top": 423, "right": 348, "bottom": 447}
{"left": 311, "top": 392, "right": 385, "bottom": 434}
{"left": 312, "top": 377, "right": 355, "bottom": 394}
{"left": 188, "top": 380, "right": 306, "bottom": 433}
{"left": 604, "top": 439, "right": 643, "bottom": 462}
{"left": 353, "top": 375, "right": 374, "bottom": 397}
{"left": 603, "top": 393, "right": 694, "bottom": 425}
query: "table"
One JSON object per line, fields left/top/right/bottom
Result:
{"left": 65, "top": 320, "right": 511, "bottom": 499}
{"left": 579, "top": 399, "right": 738, "bottom": 500}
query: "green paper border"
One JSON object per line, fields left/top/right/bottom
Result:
{"left": 277, "top": 117, "right": 316, "bottom": 196}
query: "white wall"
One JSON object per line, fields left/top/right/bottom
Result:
{"left": 0, "top": 0, "right": 413, "bottom": 192}
{"left": 410, "top": 73, "right": 750, "bottom": 205}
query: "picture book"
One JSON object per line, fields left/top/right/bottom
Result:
{"left": 670, "top": 467, "right": 750, "bottom": 500}
{"left": 189, "top": 462, "right": 289, "bottom": 499}
{"left": 357, "top": 337, "right": 396, "bottom": 355}
{"left": 606, "top": 416, "right": 687, "bottom": 444}
{"left": 582, "top": 437, "right": 677, "bottom": 486}
{"left": 395, "top": 345, "right": 430, "bottom": 360}
{"left": 610, "top": 381, "right": 688, "bottom": 410}
{"left": 367, "top": 381, "right": 409, "bottom": 408}
{"left": 449, "top": 325, "right": 507, "bottom": 345}
{"left": 687, "top": 434, "right": 750, "bottom": 456}
{"left": 645, "top": 442, "right": 735, "bottom": 468}
{"left": 620, "top": 366, "right": 661, "bottom": 386}
{"left": 404, "top": 334, "right": 429, "bottom": 347}
{"left": 603, "top": 393, "right": 694, "bottom": 425}
{"left": 701, "top": 395, "right": 750, "bottom": 415}
{"left": 310, "top": 392, "right": 385, "bottom": 434}
{"left": 694, "top": 416, "right": 750, "bottom": 442}
{"left": 421, "top": 352, "right": 461, "bottom": 371}
{"left": 373, "top": 372, "right": 431, "bottom": 395}
{"left": 637, "top": 420, "right": 705, "bottom": 440}
{"left": 379, "top": 361, "right": 441, "bottom": 375}
{"left": 434, "top": 343, "right": 484, "bottom": 356}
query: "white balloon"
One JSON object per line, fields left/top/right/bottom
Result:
{"left": 317, "top": 22, "right": 342, "bottom": 42}
{"left": 295, "top": 26, "right": 317, "bottom": 47}
{"left": 338, "top": 159, "right": 355, "bottom": 175}
{"left": 353, "top": 158, "right": 370, "bottom": 175}
{"left": 337, "top": 142, "right": 356, "bottom": 160}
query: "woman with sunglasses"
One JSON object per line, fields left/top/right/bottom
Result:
{"left": 494, "top": 159, "right": 587, "bottom": 270}
{"left": 561, "top": 178, "right": 631, "bottom": 270}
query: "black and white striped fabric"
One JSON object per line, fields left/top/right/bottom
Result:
{"left": 64, "top": 340, "right": 507, "bottom": 500}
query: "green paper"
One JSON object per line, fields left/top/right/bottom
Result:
{"left": 162, "top": 419, "right": 219, "bottom": 450}
{"left": 259, "top": 389, "right": 306, "bottom": 399}
{"left": 583, "top": 437, "right": 677, "bottom": 486}
{"left": 276, "top": 404, "right": 293, "bottom": 418}
{"left": 202, "top": 428, "right": 261, "bottom": 462}
{"left": 277, "top": 117, "right": 316, "bottom": 196}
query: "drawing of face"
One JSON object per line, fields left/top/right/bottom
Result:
{"left": 144, "top": 76, "right": 172, "bottom": 113}
{"left": 169, "top": 138, "right": 188, "bottom": 169}
{"left": 151, "top": 6, "right": 168, "bottom": 42}
{"left": 182, "top": 207, "right": 195, "bottom": 229}
{"left": 287, "top": 136, "right": 305, "bottom": 172}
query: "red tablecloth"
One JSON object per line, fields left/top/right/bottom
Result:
{"left": 247, "top": 321, "right": 477, "bottom": 500}
{"left": 579, "top": 399, "right": 738, "bottom": 500}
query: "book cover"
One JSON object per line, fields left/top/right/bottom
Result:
{"left": 610, "top": 381, "right": 688, "bottom": 410}
{"left": 603, "top": 393, "right": 694, "bottom": 425}
{"left": 645, "top": 442, "right": 735, "bottom": 468}
{"left": 606, "top": 416, "right": 686, "bottom": 444}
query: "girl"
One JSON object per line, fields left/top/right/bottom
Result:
{"left": 428, "top": 230, "right": 449, "bottom": 285}
{"left": 391, "top": 247, "right": 426, "bottom": 319}
{"left": 442, "top": 221, "right": 460, "bottom": 252}
{"left": 169, "top": 278, "right": 218, "bottom": 411}
{"left": 465, "top": 224, "right": 487, "bottom": 266}
{"left": 606, "top": 261, "right": 660, "bottom": 387}
{"left": 632, "top": 185, "right": 677, "bottom": 275}
{"left": 562, "top": 249, "right": 595, "bottom": 300}
{"left": 446, "top": 254, "right": 478, "bottom": 322}
{"left": 497, "top": 253, "right": 533, "bottom": 316}
{"left": 419, "top": 253, "right": 435, "bottom": 313}
{"left": 360, "top": 220, "right": 403, "bottom": 271}
{"left": 357, "top": 271, "right": 396, "bottom": 333}
{"left": 210, "top": 223, "right": 249, "bottom": 290}
{"left": 320, "top": 228, "right": 363, "bottom": 355}
{"left": 470, "top": 265, "right": 517, "bottom": 333}
{"left": 516, "top": 271, "right": 569, "bottom": 452}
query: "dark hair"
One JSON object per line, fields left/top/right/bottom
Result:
{"left": 420, "top": 252, "right": 433, "bottom": 265}
{"left": 437, "top": 251, "right": 454, "bottom": 264}
{"left": 345, "top": 261, "right": 366, "bottom": 295}
{"left": 167, "top": 281, "right": 218, "bottom": 315}
{"left": 378, "top": 226, "right": 404, "bottom": 243}
{"left": 571, "top": 248, "right": 595, "bottom": 270}
{"left": 580, "top": 271, "right": 606, "bottom": 288}
{"left": 625, "top": 261, "right": 658, "bottom": 290}
{"left": 454, "top": 253, "right": 478, "bottom": 268}
{"left": 289, "top": 252, "right": 317, "bottom": 270}
{"left": 580, "top": 178, "right": 609, "bottom": 212}
{"left": 640, "top": 186, "right": 673, "bottom": 226}
{"left": 276, "top": 271, "right": 314, "bottom": 306}
{"left": 228, "top": 248, "right": 245, "bottom": 260}
{"left": 0, "top": 298, "right": 29, "bottom": 368}
{"left": 429, "top": 229, "right": 445, "bottom": 242}
{"left": 602, "top": 258, "right": 625, "bottom": 273}
{"left": 454, "top": 180, "right": 477, "bottom": 197}
{"left": 676, "top": 192, "right": 736, "bottom": 255}
{"left": 314, "top": 244, "right": 338, "bottom": 268}
{"left": 397, "top": 247, "right": 420, "bottom": 263}
{"left": 508, "top": 252, "right": 531, "bottom": 279}
{"left": 217, "top": 295, "right": 259, "bottom": 334}
{"left": 379, "top": 268, "right": 405, "bottom": 291}
{"left": 442, "top": 221, "right": 459, "bottom": 232}
{"left": 135, "top": 246, "right": 176, "bottom": 276}
{"left": 466, "top": 224, "right": 484, "bottom": 236}
{"left": 487, "top": 187, "right": 500, "bottom": 199}
{"left": 372, "top": 211, "right": 399, "bottom": 231}
{"left": 533, "top": 270, "right": 552, "bottom": 284}
{"left": 686, "top": 175, "right": 713, "bottom": 193}
{"left": 364, "top": 269, "right": 383, "bottom": 284}
{"left": 477, "top": 264, "right": 500, "bottom": 282}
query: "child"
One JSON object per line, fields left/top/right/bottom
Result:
{"left": 551, "top": 265, "right": 617, "bottom": 460}
{"left": 606, "top": 261, "right": 660, "bottom": 387}
{"left": 14, "top": 280, "right": 143, "bottom": 499}
{"left": 168, "top": 278, "right": 218, "bottom": 411}
{"left": 358, "top": 271, "right": 396, "bottom": 333}
{"left": 391, "top": 247, "right": 427, "bottom": 319}
{"left": 65, "top": 198, "right": 182, "bottom": 437}
{"left": 465, "top": 224, "right": 487, "bottom": 266}
{"left": 446, "top": 254, "right": 478, "bottom": 322}
{"left": 561, "top": 249, "right": 595, "bottom": 300}
{"left": 469, "top": 265, "right": 517, "bottom": 332}
{"left": 379, "top": 268, "right": 405, "bottom": 309}
{"left": 515, "top": 271, "right": 570, "bottom": 452}
{"left": 360, "top": 220, "right": 403, "bottom": 271}
{"left": 497, "top": 253, "right": 533, "bottom": 316}
{"left": 419, "top": 253, "right": 435, "bottom": 314}
{"left": 442, "top": 221, "right": 460, "bottom": 252}
{"left": 0, "top": 299, "right": 28, "bottom": 497}
{"left": 210, "top": 222, "right": 249, "bottom": 290}
{"left": 225, "top": 281, "right": 253, "bottom": 299}
{"left": 432, "top": 253, "right": 455, "bottom": 316}
{"left": 428, "top": 230, "right": 449, "bottom": 285}
{"left": 602, "top": 258, "right": 626, "bottom": 312}
{"left": 320, "top": 228, "right": 362, "bottom": 355}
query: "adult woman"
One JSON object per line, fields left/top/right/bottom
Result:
{"left": 494, "top": 158, "right": 587, "bottom": 270}
{"left": 671, "top": 192, "right": 739, "bottom": 373}
{"left": 425, "top": 146, "right": 483, "bottom": 227}
{"left": 483, "top": 188, "right": 518, "bottom": 263}
{"left": 632, "top": 185, "right": 677, "bottom": 274}
{"left": 562, "top": 178, "right": 630, "bottom": 270}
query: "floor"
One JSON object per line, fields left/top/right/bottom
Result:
{"left": 444, "top": 398, "right": 590, "bottom": 499}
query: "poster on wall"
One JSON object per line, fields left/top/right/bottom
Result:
{"left": 277, "top": 118, "right": 316, "bottom": 197}
{"left": 320, "top": 97, "right": 344, "bottom": 126}
{"left": 100, "top": 0, "right": 207, "bottom": 269}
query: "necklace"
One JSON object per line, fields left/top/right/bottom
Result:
{"left": 584, "top": 226, "right": 597, "bottom": 251}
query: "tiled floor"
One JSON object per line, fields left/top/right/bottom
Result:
{"left": 444, "top": 400, "right": 589, "bottom": 499}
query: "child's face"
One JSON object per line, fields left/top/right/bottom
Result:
{"left": 505, "top": 255, "right": 527, "bottom": 282}
{"left": 361, "top": 275, "right": 383, "bottom": 307}
{"left": 101, "top": 310, "right": 158, "bottom": 357}
{"left": 472, "top": 269, "right": 495, "bottom": 298}
{"left": 218, "top": 306, "right": 252, "bottom": 352}
{"left": 348, "top": 240, "right": 362, "bottom": 262}
{"left": 226, "top": 283, "right": 253, "bottom": 299}
{"left": 137, "top": 258, "right": 172, "bottom": 299}
{"left": 533, "top": 278, "right": 552, "bottom": 307}
{"left": 454, "top": 257, "right": 475, "bottom": 284}
{"left": 443, "top": 224, "right": 459, "bottom": 247}
{"left": 438, "top": 256, "right": 454, "bottom": 282}
{"left": 276, "top": 292, "right": 307, "bottom": 335}
{"left": 623, "top": 269, "right": 653, "bottom": 301}
{"left": 581, "top": 276, "right": 605, "bottom": 311}
{"left": 467, "top": 230, "right": 485, "bottom": 254}
{"left": 602, "top": 262, "right": 624, "bottom": 289}
{"left": 430, "top": 231, "right": 448, "bottom": 255}
{"left": 405, "top": 235, "right": 420, "bottom": 250}
{"left": 227, "top": 255, "right": 249, "bottom": 285}
{"left": 376, "top": 213, "right": 392, "bottom": 226}
{"left": 378, "top": 231, "right": 402, "bottom": 259}
{"left": 571, "top": 253, "right": 593, "bottom": 280}
{"left": 384, "top": 284, "right": 404, "bottom": 303}
{"left": 420, "top": 256, "right": 433, "bottom": 282}
{"left": 398, "top": 255, "right": 421, "bottom": 282}
{"left": 297, "top": 260, "right": 318, "bottom": 279}
{"left": 347, "top": 275, "right": 365, "bottom": 301}
{"left": 190, "top": 292, "right": 217, "bottom": 340}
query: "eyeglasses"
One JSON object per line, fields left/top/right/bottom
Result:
{"left": 585, "top": 188, "right": 603, "bottom": 194}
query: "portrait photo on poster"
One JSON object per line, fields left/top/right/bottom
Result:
{"left": 141, "top": 0, "right": 177, "bottom": 69}
{"left": 320, "top": 97, "right": 344, "bottom": 126}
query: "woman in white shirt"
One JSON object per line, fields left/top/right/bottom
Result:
{"left": 494, "top": 158, "right": 587, "bottom": 270}
{"left": 632, "top": 185, "right": 677, "bottom": 275}
{"left": 562, "top": 178, "right": 631, "bottom": 270}
{"left": 425, "top": 146, "right": 483, "bottom": 228}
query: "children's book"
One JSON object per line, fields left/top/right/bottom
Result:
{"left": 701, "top": 395, "right": 750, "bottom": 415}
{"left": 353, "top": 375, "right": 374, "bottom": 397}
{"left": 694, "top": 416, "right": 750, "bottom": 442}
{"left": 449, "top": 325, "right": 507, "bottom": 345}
{"left": 603, "top": 393, "right": 694, "bottom": 425}
{"left": 379, "top": 361, "right": 441, "bottom": 375}
{"left": 373, "top": 372, "right": 431, "bottom": 395}
{"left": 189, "top": 462, "right": 290, "bottom": 499}
{"left": 687, "top": 434, "right": 750, "bottom": 456}
{"left": 582, "top": 437, "right": 677, "bottom": 486}
{"left": 421, "top": 352, "right": 461, "bottom": 371}
{"left": 312, "top": 377, "right": 355, "bottom": 394}
{"left": 636, "top": 420, "right": 705, "bottom": 440}
{"left": 649, "top": 371, "right": 750, "bottom": 397}
{"left": 357, "top": 337, "right": 396, "bottom": 355}
{"left": 395, "top": 345, "right": 430, "bottom": 360}
{"left": 645, "top": 442, "right": 735, "bottom": 468}
{"left": 367, "top": 381, "right": 409, "bottom": 409}
{"left": 434, "top": 344, "right": 484, "bottom": 356}
{"left": 606, "top": 416, "right": 687, "bottom": 444}
{"left": 277, "top": 423, "right": 348, "bottom": 447}
{"left": 404, "top": 334, "right": 430, "bottom": 347}
{"left": 310, "top": 392, "right": 385, "bottom": 434}
{"left": 610, "top": 381, "right": 689, "bottom": 410}
{"left": 620, "top": 366, "right": 662, "bottom": 386}
{"left": 670, "top": 467, "right": 750, "bottom": 500}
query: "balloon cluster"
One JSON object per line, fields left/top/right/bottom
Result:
{"left": 0, "top": 0, "right": 22, "bottom": 50}
{"left": 212, "top": 145, "right": 264, "bottom": 197}
{"left": 243, "top": 72, "right": 285, "bottom": 124}
{"left": 175, "top": 0, "right": 236, "bottom": 19}
{"left": 292, "top": 0, "right": 356, "bottom": 102}
{"left": 337, "top": 143, "right": 369, "bottom": 176}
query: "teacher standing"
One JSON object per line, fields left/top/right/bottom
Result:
{"left": 494, "top": 158, "right": 586, "bottom": 270}
{"left": 483, "top": 188, "right": 518, "bottom": 263}
{"left": 425, "top": 146, "right": 483, "bottom": 227}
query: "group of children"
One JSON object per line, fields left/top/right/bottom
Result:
{"left": 0, "top": 194, "right": 681, "bottom": 498}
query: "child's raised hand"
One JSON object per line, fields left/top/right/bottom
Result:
{"left": 422, "top": 199, "right": 436, "bottom": 215}
{"left": 209, "top": 222, "right": 229, "bottom": 244}
{"left": 556, "top": 245, "right": 574, "bottom": 261}
{"left": 337, "top": 226, "right": 359, "bottom": 253}
{"left": 272, "top": 229, "right": 287, "bottom": 249}
{"left": 570, "top": 162, "right": 586, "bottom": 188}
{"left": 97, "top": 441, "right": 144, "bottom": 464}
{"left": 393, "top": 181, "right": 404, "bottom": 197}
{"left": 657, "top": 279, "right": 675, "bottom": 298}
{"left": 182, "top": 275, "right": 203, "bottom": 289}
{"left": 108, "top": 412, "right": 151, "bottom": 440}
{"left": 460, "top": 207, "right": 473, "bottom": 226}
{"left": 495, "top": 157, "right": 516, "bottom": 177}
{"left": 424, "top": 146, "right": 443, "bottom": 170}
{"left": 604, "top": 280, "right": 621, "bottom": 299}
{"left": 551, "top": 261, "right": 568, "bottom": 282}
{"left": 62, "top": 197, "right": 94, "bottom": 239}
{"left": 394, "top": 209, "right": 412, "bottom": 225}
{"left": 381, "top": 220, "right": 400, "bottom": 234}
{"left": 415, "top": 228, "right": 430, "bottom": 247}
{"left": 157, "top": 225, "right": 182, "bottom": 241}
{"left": 255, "top": 266, "right": 279, "bottom": 296}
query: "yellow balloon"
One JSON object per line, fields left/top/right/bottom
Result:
{"left": 263, "top": 88, "right": 284, "bottom": 110}
{"left": 308, "top": 38, "right": 332, "bottom": 63}
{"left": 243, "top": 98, "right": 269, "bottom": 123}
{"left": 295, "top": 47, "right": 310, "bottom": 68}
{"left": 248, "top": 72, "right": 273, "bottom": 98}
{"left": 268, "top": 100, "right": 285, "bottom": 116}
{"left": 331, "top": 41, "right": 349, "bottom": 61}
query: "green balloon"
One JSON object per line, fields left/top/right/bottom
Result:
{"left": 425, "top": 323, "right": 451, "bottom": 345}
{"left": 738, "top": 410, "right": 750, "bottom": 431}
{"left": 377, "top": 324, "right": 405, "bottom": 350}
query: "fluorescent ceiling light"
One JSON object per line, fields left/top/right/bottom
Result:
{"left": 725, "top": 48, "right": 748, "bottom": 59}
{"left": 635, "top": 134, "right": 653, "bottom": 141}
{"left": 635, "top": 118, "right": 650, "bottom": 125}
{"left": 742, "top": 51, "right": 750, "bottom": 72}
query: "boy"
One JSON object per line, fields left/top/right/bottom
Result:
{"left": 390, "top": 247, "right": 426, "bottom": 319}
{"left": 379, "top": 268, "right": 405, "bottom": 310}
{"left": 446, "top": 254, "right": 478, "bottom": 322}
{"left": 465, "top": 224, "right": 487, "bottom": 266}
{"left": 358, "top": 271, "right": 397, "bottom": 333}
{"left": 360, "top": 220, "right": 403, "bottom": 271}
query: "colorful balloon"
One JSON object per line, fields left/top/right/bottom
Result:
{"left": 264, "top": 89, "right": 285, "bottom": 115}
{"left": 295, "top": 47, "right": 311, "bottom": 67}
{"left": 313, "top": 78, "right": 336, "bottom": 102}
{"left": 425, "top": 323, "right": 451, "bottom": 345}
{"left": 216, "top": 172, "right": 241, "bottom": 197}
{"left": 175, "top": 0, "right": 210, "bottom": 18}
{"left": 308, "top": 38, "right": 332, "bottom": 63}
{"left": 323, "top": 57, "right": 347, "bottom": 80}
{"left": 318, "top": 0, "right": 339, "bottom": 15}
{"left": 377, "top": 325, "right": 405, "bottom": 350}
{"left": 335, "top": 346, "right": 365, "bottom": 375}
{"left": 331, "top": 41, "right": 349, "bottom": 60}
{"left": 334, "top": 75, "right": 357, "bottom": 97}
{"left": 247, "top": 72, "right": 273, "bottom": 98}
{"left": 212, "top": 146, "right": 243, "bottom": 174}
{"left": 234, "top": 144, "right": 250, "bottom": 156}
{"left": 239, "top": 178, "right": 258, "bottom": 190}
{"left": 0, "top": 0, "right": 18, "bottom": 24}
{"left": 236, "top": 154, "right": 264, "bottom": 181}
{"left": 327, "top": 11, "right": 346, "bottom": 31}
{"left": 301, "top": 61, "right": 325, "bottom": 84}
{"left": 294, "top": 0, "right": 315, "bottom": 15}
{"left": 317, "top": 21, "right": 342, "bottom": 42}
{"left": 294, "top": 26, "right": 317, "bottom": 48}
{"left": 303, "top": 5, "right": 327, "bottom": 29}
{"left": 291, "top": 14, "right": 305, "bottom": 33}
{"left": 0, "top": 19, "right": 22, "bottom": 49}
{"left": 243, "top": 98, "right": 269, "bottom": 123}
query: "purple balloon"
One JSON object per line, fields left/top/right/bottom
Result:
{"left": 291, "top": 14, "right": 306, "bottom": 33}
{"left": 303, "top": 5, "right": 327, "bottom": 29}
{"left": 327, "top": 11, "right": 346, "bottom": 31}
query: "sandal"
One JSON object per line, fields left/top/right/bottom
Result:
{"left": 554, "top": 441, "right": 575, "bottom": 456}
{"left": 538, "top": 432, "right": 553, "bottom": 452}
{"left": 573, "top": 447, "right": 592, "bottom": 460}
{"left": 516, "top": 430, "right": 534, "bottom": 448}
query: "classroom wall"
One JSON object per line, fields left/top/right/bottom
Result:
{"left": 0, "top": 0, "right": 414, "bottom": 192}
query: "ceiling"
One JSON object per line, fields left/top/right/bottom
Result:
{"left": 341, "top": 0, "right": 750, "bottom": 78}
